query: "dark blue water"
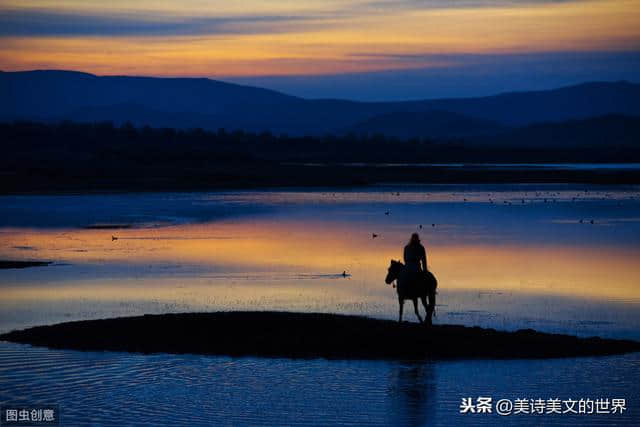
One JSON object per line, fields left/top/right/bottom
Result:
{"left": 1, "top": 184, "right": 639, "bottom": 425}
{"left": 0, "top": 342, "right": 638, "bottom": 426}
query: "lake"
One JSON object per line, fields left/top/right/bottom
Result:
{"left": 1, "top": 184, "right": 639, "bottom": 425}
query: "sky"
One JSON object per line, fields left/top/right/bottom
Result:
{"left": 1, "top": 0, "right": 639, "bottom": 100}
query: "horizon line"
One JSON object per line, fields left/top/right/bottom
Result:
{"left": 2, "top": 67, "right": 639, "bottom": 104}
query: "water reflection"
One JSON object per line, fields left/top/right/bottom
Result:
{"left": 389, "top": 362, "right": 436, "bottom": 427}
{"left": 0, "top": 185, "right": 639, "bottom": 338}
{"left": 1, "top": 341, "right": 636, "bottom": 426}
{"left": 1, "top": 221, "right": 639, "bottom": 300}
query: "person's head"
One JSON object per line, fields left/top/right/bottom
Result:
{"left": 409, "top": 232, "right": 420, "bottom": 245}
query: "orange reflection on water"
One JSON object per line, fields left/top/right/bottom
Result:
{"left": 1, "top": 219, "right": 639, "bottom": 303}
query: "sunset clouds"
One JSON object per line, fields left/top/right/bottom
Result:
{"left": 1, "top": 0, "right": 639, "bottom": 98}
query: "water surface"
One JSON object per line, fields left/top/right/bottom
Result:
{"left": 1, "top": 184, "right": 639, "bottom": 425}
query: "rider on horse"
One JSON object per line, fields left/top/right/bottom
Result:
{"left": 404, "top": 233, "right": 427, "bottom": 275}
{"left": 404, "top": 233, "right": 436, "bottom": 325}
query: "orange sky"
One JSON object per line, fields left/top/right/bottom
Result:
{"left": 1, "top": 0, "right": 640, "bottom": 77}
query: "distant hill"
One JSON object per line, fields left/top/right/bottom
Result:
{"left": 483, "top": 114, "right": 640, "bottom": 149}
{"left": 1, "top": 70, "right": 640, "bottom": 137}
{"left": 0, "top": 70, "right": 300, "bottom": 117}
{"left": 398, "top": 81, "right": 640, "bottom": 126}
{"left": 346, "top": 110, "right": 506, "bottom": 139}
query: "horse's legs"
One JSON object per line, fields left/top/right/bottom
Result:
{"left": 412, "top": 298, "right": 423, "bottom": 323}
{"left": 420, "top": 295, "right": 428, "bottom": 314}
{"left": 398, "top": 298, "right": 404, "bottom": 322}
{"left": 426, "top": 290, "right": 436, "bottom": 326}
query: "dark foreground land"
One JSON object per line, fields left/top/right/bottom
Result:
{"left": 2, "top": 312, "right": 639, "bottom": 360}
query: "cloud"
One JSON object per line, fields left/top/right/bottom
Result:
{"left": 363, "top": 0, "right": 581, "bottom": 10}
{"left": 346, "top": 50, "right": 640, "bottom": 71}
{"left": 0, "top": 9, "right": 324, "bottom": 37}
{"left": 0, "top": 0, "right": 586, "bottom": 38}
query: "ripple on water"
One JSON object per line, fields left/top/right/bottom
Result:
{"left": 0, "top": 342, "right": 639, "bottom": 426}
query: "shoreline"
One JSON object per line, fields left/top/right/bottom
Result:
{"left": 2, "top": 166, "right": 640, "bottom": 195}
{"left": 2, "top": 311, "right": 639, "bottom": 360}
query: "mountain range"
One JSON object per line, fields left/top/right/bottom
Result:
{"left": 1, "top": 70, "right": 640, "bottom": 140}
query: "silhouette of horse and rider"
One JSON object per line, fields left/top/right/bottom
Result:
{"left": 385, "top": 233, "right": 437, "bottom": 325}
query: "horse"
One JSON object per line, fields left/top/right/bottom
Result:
{"left": 385, "top": 260, "right": 437, "bottom": 324}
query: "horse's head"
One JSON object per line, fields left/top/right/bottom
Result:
{"left": 385, "top": 260, "right": 403, "bottom": 284}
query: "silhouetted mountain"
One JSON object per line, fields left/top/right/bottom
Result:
{"left": 1, "top": 70, "right": 639, "bottom": 136}
{"left": 347, "top": 110, "right": 506, "bottom": 139}
{"left": 403, "top": 81, "right": 640, "bottom": 126}
{"left": 0, "top": 70, "right": 300, "bottom": 118}
{"left": 482, "top": 114, "right": 640, "bottom": 149}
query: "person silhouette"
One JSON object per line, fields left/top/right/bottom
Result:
{"left": 404, "top": 233, "right": 427, "bottom": 274}
{"left": 404, "top": 233, "right": 436, "bottom": 325}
